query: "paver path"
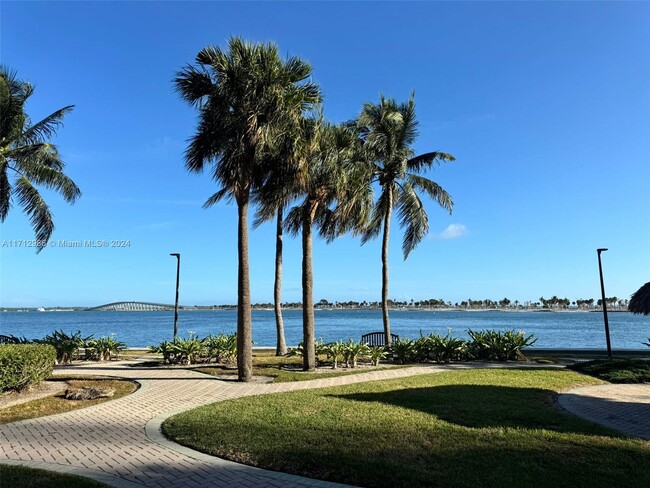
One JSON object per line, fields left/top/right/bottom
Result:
{"left": 1, "top": 361, "right": 480, "bottom": 487}
{"left": 558, "top": 384, "right": 650, "bottom": 440}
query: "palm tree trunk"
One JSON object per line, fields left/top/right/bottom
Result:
{"left": 381, "top": 187, "right": 393, "bottom": 346}
{"left": 274, "top": 207, "right": 287, "bottom": 356}
{"left": 236, "top": 196, "right": 253, "bottom": 382}
{"left": 302, "top": 203, "right": 316, "bottom": 371}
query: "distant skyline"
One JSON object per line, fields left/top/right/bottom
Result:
{"left": 1, "top": 1, "right": 649, "bottom": 307}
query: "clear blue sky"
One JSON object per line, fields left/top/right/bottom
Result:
{"left": 1, "top": 1, "right": 648, "bottom": 307}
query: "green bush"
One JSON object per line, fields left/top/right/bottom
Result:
{"left": 0, "top": 344, "right": 56, "bottom": 392}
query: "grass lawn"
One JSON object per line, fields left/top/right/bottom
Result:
{"left": 194, "top": 352, "right": 405, "bottom": 383}
{"left": 0, "top": 464, "right": 108, "bottom": 487}
{"left": 0, "top": 377, "right": 137, "bottom": 424}
{"left": 163, "top": 369, "right": 650, "bottom": 488}
{"left": 569, "top": 358, "right": 650, "bottom": 383}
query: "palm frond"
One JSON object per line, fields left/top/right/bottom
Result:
{"left": 397, "top": 182, "right": 429, "bottom": 258}
{"left": 17, "top": 105, "right": 74, "bottom": 146}
{"left": 14, "top": 175, "right": 54, "bottom": 251}
{"left": 406, "top": 151, "right": 455, "bottom": 172}
{"left": 283, "top": 204, "right": 304, "bottom": 237}
{"left": 361, "top": 185, "right": 390, "bottom": 245}
{"left": 203, "top": 187, "right": 232, "bottom": 209}
{"left": 0, "top": 166, "right": 11, "bottom": 220}
{"left": 406, "top": 173, "right": 453, "bottom": 213}
{"left": 173, "top": 65, "right": 214, "bottom": 107}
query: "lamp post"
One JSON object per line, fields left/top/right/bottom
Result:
{"left": 597, "top": 248, "right": 612, "bottom": 359}
{"left": 170, "top": 253, "right": 180, "bottom": 339}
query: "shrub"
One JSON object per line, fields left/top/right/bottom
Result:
{"left": 343, "top": 340, "right": 371, "bottom": 368}
{"left": 171, "top": 335, "right": 204, "bottom": 365}
{"left": 150, "top": 340, "right": 178, "bottom": 364}
{"left": 0, "top": 344, "right": 56, "bottom": 392}
{"left": 391, "top": 339, "right": 415, "bottom": 364}
{"left": 86, "top": 336, "right": 126, "bottom": 361}
{"left": 323, "top": 341, "right": 346, "bottom": 369}
{"left": 368, "top": 346, "right": 388, "bottom": 366}
{"left": 467, "top": 329, "right": 536, "bottom": 361}
{"left": 35, "top": 330, "right": 91, "bottom": 364}
{"left": 204, "top": 333, "right": 237, "bottom": 364}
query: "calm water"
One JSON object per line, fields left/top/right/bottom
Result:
{"left": 1, "top": 309, "right": 648, "bottom": 350}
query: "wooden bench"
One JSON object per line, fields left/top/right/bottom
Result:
{"left": 361, "top": 332, "right": 399, "bottom": 347}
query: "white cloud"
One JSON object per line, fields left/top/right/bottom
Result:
{"left": 440, "top": 224, "right": 468, "bottom": 240}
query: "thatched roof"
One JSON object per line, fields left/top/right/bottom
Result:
{"left": 629, "top": 282, "right": 650, "bottom": 315}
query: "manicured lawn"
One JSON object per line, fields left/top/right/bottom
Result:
{"left": 163, "top": 369, "right": 650, "bottom": 488}
{"left": 0, "top": 377, "right": 137, "bottom": 424}
{"left": 0, "top": 464, "right": 108, "bottom": 487}
{"left": 570, "top": 358, "right": 650, "bottom": 383}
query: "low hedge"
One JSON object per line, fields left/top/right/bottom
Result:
{"left": 0, "top": 344, "right": 57, "bottom": 392}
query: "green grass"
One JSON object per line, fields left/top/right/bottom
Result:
{"left": 0, "top": 377, "right": 137, "bottom": 424}
{"left": 163, "top": 369, "right": 650, "bottom": 488}
{"left": 0, "top": 464, "right": 108, "bottom": 487}
{"left": 570, "top": 359, "right": 650, "bottom": 383}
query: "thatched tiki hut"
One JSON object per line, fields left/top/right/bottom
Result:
{"left": 629, "top": 282, "right": 650, "bottom": 315}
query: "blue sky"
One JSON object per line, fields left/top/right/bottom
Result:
{"left": 1, "top": 1, "right": 648, "bottom": 307}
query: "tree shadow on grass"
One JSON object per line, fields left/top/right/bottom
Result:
{"left": 329, "top": 384, "right": 626, "bottom": 437}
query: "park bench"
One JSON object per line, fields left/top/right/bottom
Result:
{"left": 361, "top": 332, "right": 399, "bottom": 347}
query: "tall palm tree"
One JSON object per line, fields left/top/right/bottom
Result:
{"left": 0, "top": 67, "right": 81, "bottom": 250}
{"left": 284, "top": 119, "right": 371, "bottom": 370}
{"left": 174, "top": 37, "right": 319, "bottom": 381}
{"left": 357, "top": 94, "right": 454, "bottom": 346}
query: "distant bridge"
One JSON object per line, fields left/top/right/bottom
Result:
{"left": 85, "top": 301, "right": 183, "bottom": 312}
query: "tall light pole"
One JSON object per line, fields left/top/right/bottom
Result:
{"left": 597, "top": 248, "right": 612, "bottom": 359}
{"left": 170, "top": 253, "right": 180, "bottom": 339}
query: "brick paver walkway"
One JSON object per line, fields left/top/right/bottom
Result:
{"left": 558, "top": 384, "right": 650, "bottom": 440}
{"left": 1, "top": 361, "right": 465, "bottom": 487}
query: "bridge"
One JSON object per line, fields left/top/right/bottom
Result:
{"left": 85, "top": 301, "right": 183, "bottom": 312}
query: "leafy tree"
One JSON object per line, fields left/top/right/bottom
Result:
{"left": 0, "top": 67, "right": 81, "bottom": 250}
{"left": 174, "top": 37, "right": 319, "bottom": 381}
{"left": 356, "top": 94, "right": 454, "bottom": 345}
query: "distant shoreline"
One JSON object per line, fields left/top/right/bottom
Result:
{"left": 1, "top": 307, "right": 631, "bottom": 313}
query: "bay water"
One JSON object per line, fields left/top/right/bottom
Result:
{"left": 1, "top": 309, "right": 648, "bottom": 350}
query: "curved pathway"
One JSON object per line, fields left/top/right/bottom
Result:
{"left": 1, "top": 361, "right": 469, "bottom": 487}
{"left": 558, "top": 384, "right": 650, "bottom": 441}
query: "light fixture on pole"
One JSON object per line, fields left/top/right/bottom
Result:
{"left": 596, "top": 248, "right": 612, "bottom": 359}
{"left": 170, "top": 253, "right": 181, "bottom": 339}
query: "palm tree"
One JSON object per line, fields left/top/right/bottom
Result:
{"left": 253, "top": 139, "right": 303, "bottom": 356}
{"left": 356, "top": 94, "right": 454, "bottom": 346}
{"left": 629, "top": 282, "right": 650, "bottom": 315}
{"left": 285, "top": 119, "right": 371, "bottom": 371}
{"left": 174, "top": 37, "right": 319, "bottom": 381}
{"left": 0, "top": 67, "right": 81, "bottom": 250}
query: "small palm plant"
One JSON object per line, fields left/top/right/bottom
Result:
{"left": 87, "top": 336, "right": 126, "bottom": 361}
{"left": 368, "top": 346, "right": 387, "bottom": 366}
{"left": 150, "top": 340, "right": 177, "bottom": 364}
{"left": 391, "top": 339, "right": 415, "bottom": 365}
{"left": 343, "top": 340, "right": 371, "bottom": 368}
{"left": 36, "top": 330, "right": 91, "bottom": 364}
{"left": 323, "top": 341, "right": 346, "bottom": 369}
{"left": 171, "top": 335, "right": 204, "bottom": 365}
